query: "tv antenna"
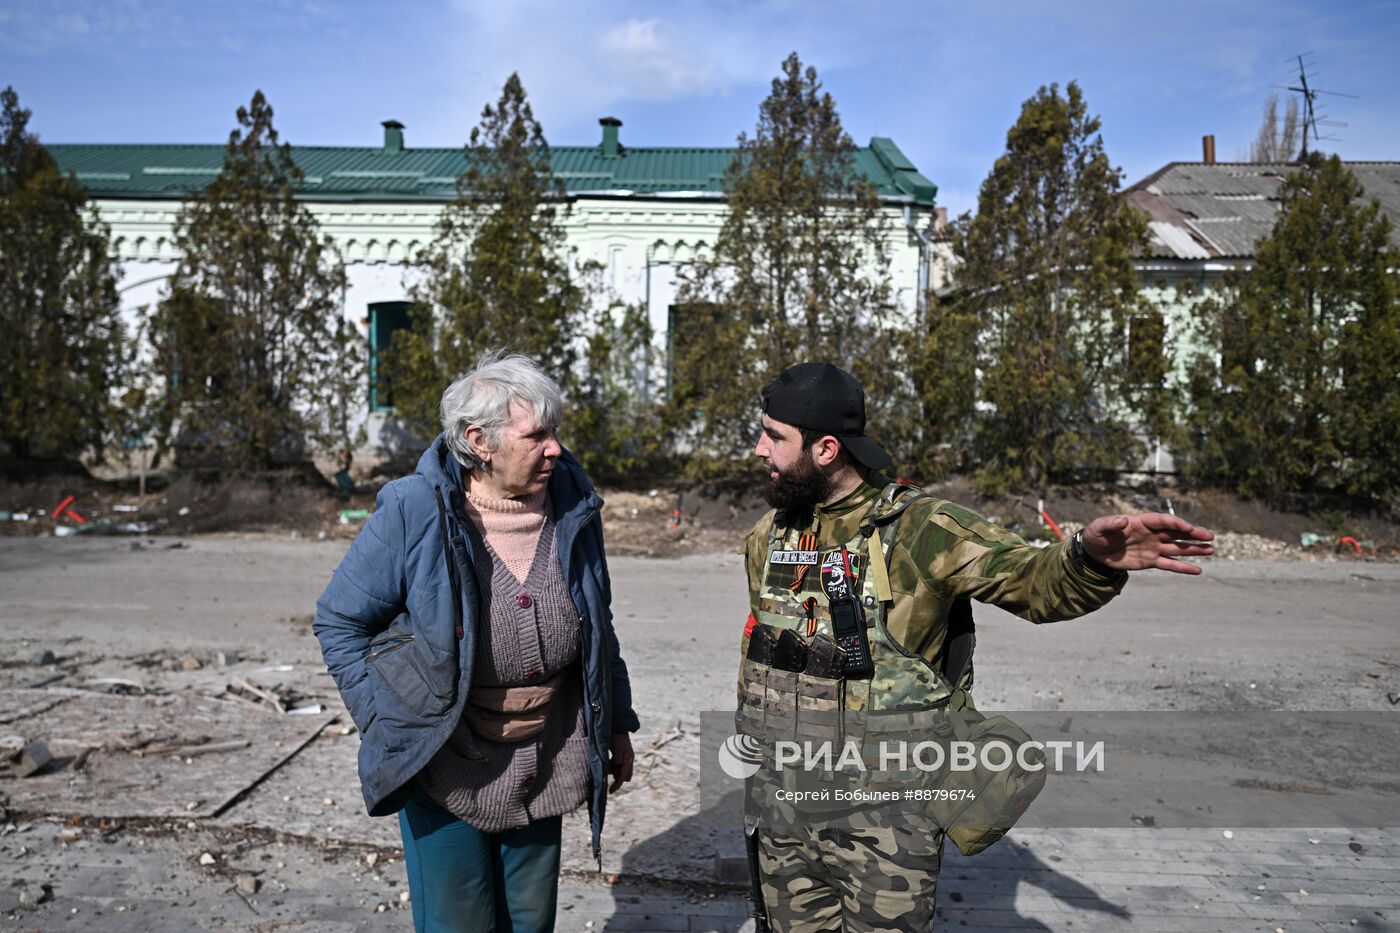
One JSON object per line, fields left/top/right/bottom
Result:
{"left": 1277, "top": 53, "right": 1357, "bottom": 158}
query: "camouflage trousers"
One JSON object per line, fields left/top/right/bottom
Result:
{"left": 756, "top": 812, "right": 945, "bottom": 932}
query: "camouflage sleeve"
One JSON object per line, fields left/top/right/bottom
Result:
{"left": 901, "top": 499, "right": 1127, "bottom": 624}
{"left": 742, "top": 509, "right": 775, "bottom": 615}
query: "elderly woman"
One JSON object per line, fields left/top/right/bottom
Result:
{"left": 314, "top": 350, "right": 638, "bottom": 932}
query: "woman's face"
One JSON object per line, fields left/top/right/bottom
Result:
{"left": 471, "top": 402, "right": 561, "bottom": 499}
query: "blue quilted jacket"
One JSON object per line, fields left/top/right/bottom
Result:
{"left": 313, "top": 435, "right": 639, "bottom": 859}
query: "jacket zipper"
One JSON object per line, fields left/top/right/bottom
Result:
{"left": 367, "top": 634, "right": 412, "bottom": 663}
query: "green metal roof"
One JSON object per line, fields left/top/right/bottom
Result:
{"left": 46, "top": 134, "right": 937, "bottom": 206}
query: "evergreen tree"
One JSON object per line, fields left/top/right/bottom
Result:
{"left": 670, "top": 53, "right": 899, "bottom": 476}
{"left": 0, "top": 86, "right": 126, "bottom": 461}
{"left": 907, "top": 291, "right": 980, "bottom": 479}
{"left": 148, "top": 91, "right": 354, "bottom": 470}
{"left": 943, "top": 81, "right": 1164, "bottom": 493}
{"left": 388, "top": 74, "right": 586, "bottom": 439}
{"left": 1184, "top": 153, "right": 1400, "bottom": 505}
{"left": 567, "top": 301, "right": 662, "bottom": 482}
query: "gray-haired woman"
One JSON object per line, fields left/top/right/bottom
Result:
{"left": 315, "top": 350, "right": 638, "bottom": 932}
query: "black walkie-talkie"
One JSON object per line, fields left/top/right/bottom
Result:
{"left": 828, "top": 547, "right": 874, "bottom": 678}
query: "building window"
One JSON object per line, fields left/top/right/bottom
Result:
{"left": 369, "top": 301, "right": 413, "bottom": 411}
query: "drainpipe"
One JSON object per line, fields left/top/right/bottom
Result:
{"left": 904, "top": 205, "right": 933, "bottom": 331}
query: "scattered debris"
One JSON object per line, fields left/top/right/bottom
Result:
{"left": 0, "top": 695, "right": 75, "bottom": 724}
{"left": 1130, "top": 814, "right": 1157, "bottom": 827}
{"left": 112, "top": 504, "right": 140, "bottom": 513}
{"left": 287, "top": 704, "right": 323, "bottom": 715}
{"left": 1222, "top": 830, "right": 1235, "bottom": 840}
{"left": 137, "top": 738, "right": 251, "bottom": 759}
{"left": 235, "top": 874, "right": 260, "bottom": 896}
{"left": 52, "top": 494, "right": 77, "bottom": 521}
{"left": 179, "top": 657, "right": 203, "bottom": 671}
{"left": 230, "top": 677, "right": 284, "bottom": 714}
{"left": 199, "top": 852, "right": 217, "bottom": 866}
{"left": 1348, "top": 841, "right": 1364, "bottom": 854}
{"left": 338, "top": 508, "right": 370, "bottom": 524}
{"left": 216, "top": 651, "right": 239, "bottom": 668}
{"left": 17, "top": 882, "right": 53, "bottom": 910}
{"left": 13, "top": 739, "right": 54, "bottom": 778}
{"left": 84, "top": 677, "right": 147, "bottom": 696}
{"left": 29, "top": 649, "right": 57, "bottom": 666}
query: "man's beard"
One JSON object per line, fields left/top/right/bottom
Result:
{"left": 763, "top": 450, "right": 831, "bottom": 512}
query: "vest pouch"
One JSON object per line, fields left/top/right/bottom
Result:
{"left": 793, "top": 670, "right": 843, "bottom": 748}
{"left": 761, "top": 668, "right": 800, "bottom": 744}
{"left": 366, "top": 617, "right": 457, "bottom": 717}
{"left": 929, "top": 712, "right": 1046, "bottom": 857}
{"left": 736, "top": 657, "right": 769, "bottom": 739}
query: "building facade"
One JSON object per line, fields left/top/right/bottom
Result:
{"left": 49, "top": 118, "right": 943, "bottom": 454}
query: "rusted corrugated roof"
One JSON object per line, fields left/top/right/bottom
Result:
{"left": 1125, "top": 161, "right": 1400, "bottom": 260}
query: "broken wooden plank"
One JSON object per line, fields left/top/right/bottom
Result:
{"left": 135, "top": 738, "right": 252, "bottom": 758}
{"left": 0, "top": 696, "right": 74, "bottom": 725}
{"left": 210, "top": 714, "right": 339, "bottom": 818}
{"left": 230, "top": 677, "right": 283, "bottom": 714}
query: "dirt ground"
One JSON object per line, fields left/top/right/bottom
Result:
{"left": 4, "top": 461, "right": 1397, "bottom": 562}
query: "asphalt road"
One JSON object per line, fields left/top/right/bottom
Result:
{"left": 2, "top": 534, "right": 1398, "bottom": 930}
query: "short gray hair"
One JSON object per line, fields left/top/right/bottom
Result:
{"left": 440, "top": 349, "right": 564, "bottom": 471}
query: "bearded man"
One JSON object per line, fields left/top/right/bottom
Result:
{"left": 737, "top": 362, "right": 1214, "bottom": 932}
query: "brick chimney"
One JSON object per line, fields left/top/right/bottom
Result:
{"left": 1202, "top": 134, "right": 1216, "bottom": 165}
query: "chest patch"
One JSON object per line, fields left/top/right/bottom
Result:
{"left": 769, "top": 550, "right": 819, "bottom": 566}
{"left": 819, "top": 550, "right": 862, "bottom": 600}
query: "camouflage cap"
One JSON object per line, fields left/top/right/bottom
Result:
{"left": 762, "top": 362, "right": 892, "bottom": 470}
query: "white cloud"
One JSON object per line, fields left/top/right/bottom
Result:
{"left": 597, "top": 17, "right": 728, "bottom": 100}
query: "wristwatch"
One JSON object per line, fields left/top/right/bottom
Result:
{"left": 1071, "top": 530, "right": 1117, "bottom": 577}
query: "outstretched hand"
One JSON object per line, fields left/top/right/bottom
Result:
{"left": 1081, "top": 513, "right": 1215, "bottom": 575}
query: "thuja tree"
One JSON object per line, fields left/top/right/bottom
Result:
{"left": 148, "top": 91, "right": 353, "bottom": 470}
{"left": 944, "top": 81, "right": 1166, "bottom": 493}
{"left": 388, "top": 74, "right": 588, "bottom": 439}
{"left": 1184, "top": 153, "right": 1400, "bottom": 505}
{"left": 567, "top": 301, "right": 663, "bottom": 482}
{"left": 0, "top": 86, "right": 126, "bottom": 461}
{"left": 670, "top": 52, "right": 900, "bottom": 476}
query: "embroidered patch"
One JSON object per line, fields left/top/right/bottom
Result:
{"left": 769, "top": 550, "right": 819, "bottom": 565}
{"left": 819, "top": 551, "right": 861, "bottom": 600}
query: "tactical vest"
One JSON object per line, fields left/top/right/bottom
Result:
{"left": 737, "top": 483, "right": 1047, "bottom": 856}
{"left": 737, "top": 483, "right": 973, "bottom": 747}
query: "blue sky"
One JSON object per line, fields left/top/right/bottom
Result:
{"left": 4, "top": 0, "right": 1398, "bottom": 215}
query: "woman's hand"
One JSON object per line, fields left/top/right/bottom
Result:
{"left": 608, "top": 733, "right": 634, "bottom": 794}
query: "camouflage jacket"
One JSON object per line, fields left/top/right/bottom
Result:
{"left": 742, "top": 477, "right": 1127, "bottom": 699}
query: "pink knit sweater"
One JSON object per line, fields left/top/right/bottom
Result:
{"left": 462, "top": 490, "right": 547, "bottom": 581}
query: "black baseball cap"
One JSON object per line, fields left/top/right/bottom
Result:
{"left": 761, "top": 362, "right": 892, "bottom": 471}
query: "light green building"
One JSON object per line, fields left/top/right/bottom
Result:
{"left": 49, "top": 118, "right": 942, "bottom": 453}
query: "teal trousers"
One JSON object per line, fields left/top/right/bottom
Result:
{"left": 398, "top": 786, "right": 562, "bottom": 933}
